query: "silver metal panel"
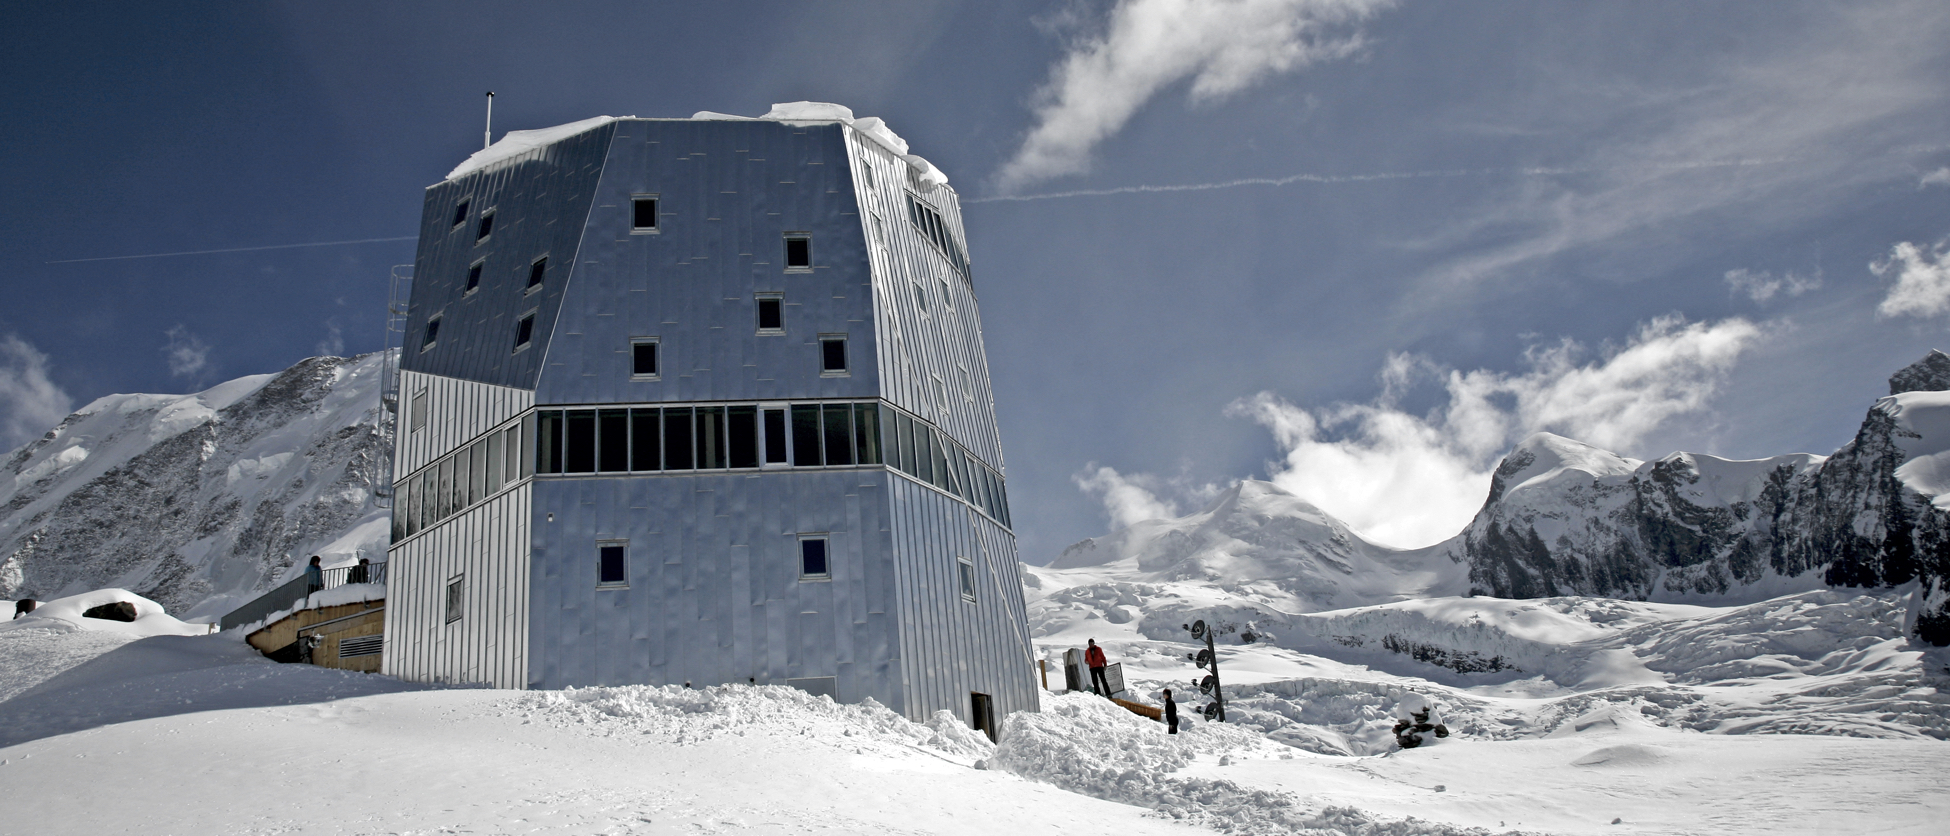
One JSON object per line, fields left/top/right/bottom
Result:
{"left": 382, "top": 483, "right": 531, "bottom": 688}
{"left": 395, "top": 370, "right": 534, "bottom": 475}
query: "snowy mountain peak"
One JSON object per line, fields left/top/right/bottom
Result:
{"left": 1888, "top": 348, "right": 1950, "bottom": 395}
{"left": 1483, "top": 432, "right": 1641, "bottom": 508}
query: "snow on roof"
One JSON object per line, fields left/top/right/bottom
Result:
{"left": 446, "top": 103, "right": 946, "bottom": 187}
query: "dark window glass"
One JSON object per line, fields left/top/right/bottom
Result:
{"left": 405, "top": 474, "right": 422, "bottom": 537}
{"left": 465, "top": 262, "right": 482, "bottom": 292}
{"left": 632, "top": 341, "right": 658, "bottom": 376}
{"left": 959, "top": 560, "right": 976, "bottom": 600}
{"left": 630, "top": 408, "right": 660, "bottom": 471}
{"left": 421, "top": 316, "right": 440, "bottom": 351}
{"left": 791, "top": 405, "right": 822, "bottom": 466}
{"left": 757, "top": 297, "right": 783, "bottom": 331}
{"left": 449, "top": 453, "right": 466, "bottom": 517}
{"left": 564, "top": 410, "right": 596, "bottom": 473}
{"left": 486, "top": 431, "right": 504, "bottom": 494}
{"left": 895, "top": 412, "right": 916, "bottom": 477}
{"left": 477, "top": 211, "right": 494, "bottom": 241}
{"left": 518, "top": 415, "right": 536, "bottom": 478}
{"left": 927, "top": 430, "right": 949, "bottom": 491}
{"left": 392, "top": 482, "right": 407, "bottom": 542}
{"left": 631, "top": 197, "right": 658, "bottom": 230}
{"left": 801, "top": 539, "right": 829, "bottom": 577}
{"left": 662, "top": 407, "right": 693, "bottom": 469}
{"left": 445, "top": 577, "right": 464, "bottom": 623}
{"left": 821, "top": 337, "right": 847, "bottom": 373}
{"left": 452, "top": 200, "right": 470, "bottom": 228}
{"left": 528, "top": 257, "right": 547, "bottom": 289}
{"left": 695, "top": 406, "right": 726, "bottom": 469}
{"left": 598, "top": 545, "right": 627, "bottom": 585}
{"left": 435, "top": 458, "right": 452, "bottom": 521}
{"left": 763, "top": 409, "right": 788, "bottom": 464}
{"left": 784, "top": 235, "right": 811, "bottom": 268}
{"left": 466, "top": 441, "right": 485, "bottom": 506}
{"left": 728, "top": 406, "right": 758, "bottom": 468}
{"left": 854, "top": 404, "right": 881, "bottom": 465}
{"left": 514, "top": 314, "right": 534, "bottom": 350}
{"left": 598, "top": 409, "right": 629, "bottom": 472}
{"left": 913, "top": 282, "right": 928, "bottom": 313}
{"left": 822, "top": 405, "right": 854, "bottom": 466}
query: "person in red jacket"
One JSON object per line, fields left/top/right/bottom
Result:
{"left": 1085, "top": 638, "right": 1111, "bottom": 697}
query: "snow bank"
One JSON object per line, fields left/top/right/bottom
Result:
{"left": 1886, "top": 390, "right": 1950, "bottom": 504}
{"left": 4, "top": 589, "right": 205, "bottom": 637}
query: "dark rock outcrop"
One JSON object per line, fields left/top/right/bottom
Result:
{"left": 81, "top": 601, "right": 138, "bottom": 622}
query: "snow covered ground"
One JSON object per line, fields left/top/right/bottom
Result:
{"left": 5, "top": 577, "right": 1947, "bottom": 835}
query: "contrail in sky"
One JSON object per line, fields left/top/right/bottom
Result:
{"left": 45, "top": 235, "right": 418, "bottom": 264}
{"left": 966, "top": 158, "right": 1795, "bottom": 204}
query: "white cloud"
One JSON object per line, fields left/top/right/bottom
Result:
{"left": 0, "top": 334, "right": 75, "bottom": 452}
{"left": 1224, "top": 316, "right": 1764, "bottom": 548}
{"left": 1073, "top": 464, "right": 1184, "bottom": 529}
{"left": 1921, "top": 167, "right": 1950, "bottom": 188}
{"left": 997, "top": 0, "right": 1391, "bottom": 191}
{"left": 1723, "top": 267, "right": 1821, "bottom": 304}
{"left": 1873, "top": 237, "right": 1950, "bottom": 319}
{"left": 315, "top": 320, "right": 345, "bottom": 357}
{"left": 163, "top": 325, "right": 211, "bottom": 380}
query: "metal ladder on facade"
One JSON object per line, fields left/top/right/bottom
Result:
{"left": 371, "top": 264, "right": 413, "bottom": 509}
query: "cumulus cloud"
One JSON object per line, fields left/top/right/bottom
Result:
{"left": 1223, "top": 316, "right": 1764, "bottom": 548}
{"left": 315, "top": 320, "right": 345, "bottom": 357}
{"left": 163, "top": 325, "right": 211, "bottom": 380}
{"left": 1723, "top": 267, "right": 1821, "bottom": 303}
{"left": 0, "top": 334, "right": 76, "bottom": 452}
{"left": 1074, "top": 464, "right": 1185, "bottom": 528}
{"left": 997, "top": 0, "right": 1391, "bottom": 191}
{"left": 1921, "top": 167, "right": 1950, "bottom": 188}
{"left": 1874, "top": 237, "right": 1950, "bottom": 319}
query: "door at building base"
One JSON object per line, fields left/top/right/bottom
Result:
{"left": 970, "top": 692, "right": 995, "bottom": 742}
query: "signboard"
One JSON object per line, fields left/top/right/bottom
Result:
{"left": 1105, "top": 662, "right": 1126, "bottom": 698}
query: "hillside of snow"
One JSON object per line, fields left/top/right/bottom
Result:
{"left": 0, "top": 352, "right": 391, "bottom": 622}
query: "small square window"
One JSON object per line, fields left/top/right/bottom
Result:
{"left": 631, "top": 338, "right": 660, "bottom": 378}
{"left": 421, "top": 314, "right": 442, "bottom": 352}
{"left": 912, "top": 282, "right": 928, "bottom": 313}
{"left": 756, "top": 295, "right": 784, "bottom": 334}
{"left": 445, "top": 575, "right": 465, "bottom": 623}
{"left": 598, "top": 541, "right": 628, "bottom": 588}
{"left": 476, "top": 209, "right": 495, "bottom": 242}
{"left": 819, "top": 335, "right": 848, "bottom": 376}
{"left": 784, "top": 234, "right": 812, "bottom": 271}
{"left": 958, "top": 557, "right": 977, "bottom": 602}
{"left": 527, "top": 256, "right": 547, "bottom": 291}
{"left": 452, "top": 199, "right": 470, "bottom": 229}
{"left": 860, "top": 160, "right": 875, "bottom": 190}
{"left": 631, "top": 196, "right": 659, "bottom": 232}
{"left": 464, "top": 260, "right": 484, "bottom": 294}
{"left": 410, "top": 390, "right": 428, "bottom": 432}
{"left": 513, "top": 311, "right": 536, "bottom": 352}
{"left": 800, "top": 536, "right": 830, "bottom": 579}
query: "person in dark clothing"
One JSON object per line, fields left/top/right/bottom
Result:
{"left": 1163, "top": 688, "right": 1179, "bottom": 735}
{"left": 303, "top": 555, "right": 324, "bottom": 594}
{"left": 347, "top": 557, "right": 370, "bottom": 585}
{"left": 1086, "top": 638, "right": 1111, "bottom": 697}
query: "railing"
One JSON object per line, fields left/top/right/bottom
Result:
{"left": 219, "top": 562, "right": 389, "bottom": 632}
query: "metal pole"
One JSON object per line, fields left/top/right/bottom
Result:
{"left": 484, "top": 91, "right": 495, "bottom": 150}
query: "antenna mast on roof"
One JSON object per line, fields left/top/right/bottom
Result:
{"left": 484, "top": 91, "right": 495, "bottom": 150}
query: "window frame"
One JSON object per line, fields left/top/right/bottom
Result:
{"left": 445, "top": 575, "right": 465, "bottom": 623}
{"left": 783, "top": 233, "right": 813, "bottom": 272}
{"left": 513, "top": 309, "right": 537, "bottom": 353}
{"left": 630, "top": 194, "right": 660, "bottom": 234}
{"left": 409, "top": 390, "right": 428, "bottom": 433}
{"left": 526, "top": 255, "right": 548, "bottom": 294}
{"left": 451, "top": 199, "right": 471, "bottom": 230}
{"left": 819, "top": 334, "right": 849, "bottom": 377}
{"left": 630, "top": 337, "right": 661, "bottom": 380}
{"left": 475, "top": 208, "right": 496, "bottom": 244}
{"left": 597, "top": 540, "right": 629, "bottom": 589}
{"left": 957, "top": 556, "right": 977, "bottom": 602}
{"left": 755, "top": 293, "right": 785, "bottom": 335}
{"left": 798, "top": 534, "right": 832, "bottom": 581}
{"left": 464, "top": 258, "right": 485, "bottom": 295}
{"left": 420, "top": 313, "right": 442, "bottom": 353}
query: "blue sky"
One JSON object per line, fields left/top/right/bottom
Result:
{"left": 3, "top": 1, "right": 1947, "bottom": 563}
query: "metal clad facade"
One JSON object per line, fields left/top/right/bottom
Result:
{"left": 381, "top": 484, "right": 531, "bottom": 688}
{"left": 395, "top": 370, "right": 534, "bottom": 475}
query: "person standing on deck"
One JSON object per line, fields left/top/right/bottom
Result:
{"left": 303, "top": 556, "right": 324, "bottom": 595}
{"left": 1086, "top": 638, "right": 1111, "bottom": 697}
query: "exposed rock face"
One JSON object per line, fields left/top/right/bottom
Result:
{"left": 0, "top": 353, "right": 393, "bottom": 621}
{"left": 1450, "top": 351, "right": 1950, "bottom": 644}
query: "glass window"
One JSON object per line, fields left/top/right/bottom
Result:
{"left": 392, "top": 480, "right": 407, "bottom": 542}
{"left": 410, "top": 391, "right": 428, "bottom": 432}
{"left": 822, "top": 405, "right": 854, "bottom": 466}
{"left": 467, "top": 440, "right": 486, "bottom": 506}
{"left": 630, "top": 408, "right": 660, "bottom": 471}
{"left": 445, "top": 575, "right": 464, "bottom": 623}
{"left": 958, "top": 557, "right": 976, "bottom": 602}
{"left": 518, "top": 415, "right": 536, "bottom": 479}
{"left": 527, "top": 256, "right": 547, "bottom": 290}
{"left": 435, "top": 457, "right": 452, "bottom": 521}
{"left": 728, "top": 406, "right": 758, "bottom": 468}
{"left": 800, "top": 537, "right": 830, "bottom": 579}
{"left": 820, "top": 336, "right": 847, "bottom": 375}
{"left": 791, "top": 405, "right": 822, "bottom": 466}
{"left": 662, "top": 407, "right": 693, "bottom": 469}
{"left": 476, "top": 210, "right": 494, "bottom": 242}
{"left": 404, "top": 474, "right": 421, "bottom": 537}
{"left": 631, "top": 196, "right": 658, "bottom": 231}
{"left": 598, "top": 409, "right": 629, "bottom": 472}
{"left": 927, "top": 430, "right": 949, "bottom": 492}
{"left": 565, "top": 410, "right": 596, "bottom": 473}
{"left": 421, "top": 314, "right": 441, "bottom": 352}
{"left": 486, "top": 430, "right": 504, "bottom": 494}
{"left": 913, "top": 281, "right": 929, "bottom": 313}
{"left": 896, "top": 412, "right": 917, "bottom": 479}
{"left": 854, "top": 404, "right": 881, "bottom": 465}
{"left": 784, "top": 234, "right": 811, "bottom": 270}
{"left": 632, "top": 339, "right": 659, "bottom": 378}
{"left": 452, "top": 199, "right": 470, "bottom": 228}
{"left": 598, "top": 542, "right": 628, "bottom": 587}
{"left": 756, "top": 295, "right": 784, "bottom": 333}
{"left": 465, "top": 260, "right": 483, "bottom": 293}
{"left": 513, "top": 312, "right": 535, "bottom": 351}
{"left": 695, "top": 406, "right": 726, "bottom": 469}
{"left": 454, "top": 447, "right": 472, "bottom": 511}
{"left": 763, "top": 408, "right": 788, "bottom": 464}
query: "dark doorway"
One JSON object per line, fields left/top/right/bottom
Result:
{"left": 970, "top": 692, "right": 996, "bottom": 743}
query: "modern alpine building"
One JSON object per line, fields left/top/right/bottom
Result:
{"left": 380, "top": 103, "right": 1036, "bottom": 733}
